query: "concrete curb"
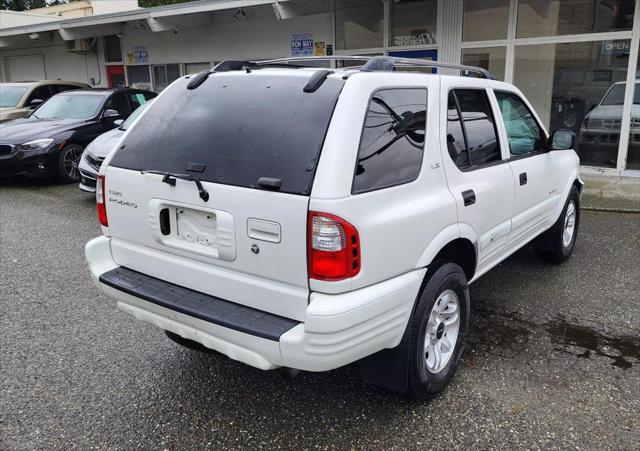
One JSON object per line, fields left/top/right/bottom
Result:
{"left": 581, "top": 206, "right": 640, "bottom": 213}
{"left": 580, "top": 174, "right": 639, "bottom": 214}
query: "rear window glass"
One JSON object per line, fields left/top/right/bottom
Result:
{"left": 353, "top": 88, "right": 427, "bottom": 193}
{"left": 110, "top": 73, "right": 344, "bottom": 195}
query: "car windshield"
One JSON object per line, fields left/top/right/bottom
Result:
{"left": 0, "top": 85, "right": 28, "bottom": 107}
{"left": 32, "top": 94, "right": 104, "bottom": 120}
{"left": 120, "top": 100, "right": 152, "bottom": 131}
{"left": 601, "top": 83, "right": 640, "bottom": 105}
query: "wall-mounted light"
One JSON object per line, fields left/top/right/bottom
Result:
{"left": 232, "top": 8, "right": 247, "bottom": 21}
{"left": 28, "top": 33, "right": 40, "bottom": 40}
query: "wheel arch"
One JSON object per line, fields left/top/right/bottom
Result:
{"left": 417, "top": 223, "right": 478, "bottom": 282}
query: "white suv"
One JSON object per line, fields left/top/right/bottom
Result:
{"left": 85, "top": 57, "right": 581, "bottom": 399}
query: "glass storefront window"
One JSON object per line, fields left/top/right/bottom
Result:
{"left": 461, "top": 47, "right": 507, "bottom": 81}
{"left": 126, "top": 65, "right": 152, "bottom": 91}
{"left": 517, "top": 0, "right": 635, "bottom": 39}
{"left": 185, "top": 62, "right": 211, "bottom": 74}
{"left": 627, "top": 49, "right": 640, "bottom": 170}
{"left": 152, "top": 64, "right": 180, "bottom": 91}
{"left": 463, "top": 0, "right": 509, "bottom": 42}
{"left": 514, "top": 40, "right": 630, "bottom": 168}
{"left": 335, "top": 0, "right": 384, "bottom": 50}
{"left": 104, "top": 35, "right": 122, "bottom": 63}
{"left": 390, "top": 0, "right": 437, "bottom": 47}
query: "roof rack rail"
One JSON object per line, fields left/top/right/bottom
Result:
{"left": 256, "top": 55, "right": 496, "bottom": 80}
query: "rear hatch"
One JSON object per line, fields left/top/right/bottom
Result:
{"left": 103, "top": 70, "right": 344, "bottom": 321}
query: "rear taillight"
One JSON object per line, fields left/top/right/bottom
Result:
{"left": 308, "top": 211, "right": 360, "bottom": 281}
{"left": 96, "top": 175, "right": 108, "bottom": 227}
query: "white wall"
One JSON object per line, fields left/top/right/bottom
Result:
{"left": 121, "top": 5, "right": 333, "bottom": 65}
{"left": 91, "top": 0, "right": 140, "bottom": 16}
{"left": 0, "top": 34, "right": 106, "bottom": 85}
{"left": 0, "top": 11, "right": 58, "bottom": 28}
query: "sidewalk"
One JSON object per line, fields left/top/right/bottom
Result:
{"left": 580, "top": 174, "right": 640, "bottom": 212}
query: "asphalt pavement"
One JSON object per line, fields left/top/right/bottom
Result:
{"left": 1, "top": 178, "right": 639, "bottom": 449}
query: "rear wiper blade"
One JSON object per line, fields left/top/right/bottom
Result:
{"left": 142, "top": 170, "right": 210, "bottom": 202}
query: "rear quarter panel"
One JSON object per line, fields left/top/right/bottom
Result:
{"left": 310, "top": 73, "right": 457, "bottom": 294}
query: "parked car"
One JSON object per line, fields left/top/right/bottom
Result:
{"left": 85, "top": 57, "right": 581, "bottom": 399}
{"left": 551, "top": 67, "right": 628, "bottom": 133}
{"left": 0, "top": 88, "right": 156, "bottom": 181}
{"left": 79, "top": 99, "right": 154, "bottom": 193}
{"left": 579, "top": 80, "right": 640, "bottom": 167}
{"left": 0, "top": 80, "right": 90, "bottom": 123}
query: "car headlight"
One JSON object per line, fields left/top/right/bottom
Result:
{"left": 15, "top": 138, "right": 54, "bottom": 151}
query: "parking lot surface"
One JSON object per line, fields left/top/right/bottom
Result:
{"left": 1, "top": 179, "right": 639, "bottom": 449}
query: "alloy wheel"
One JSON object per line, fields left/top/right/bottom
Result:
{"left": 424, "top": 289, "right": 460, "bottom": 374}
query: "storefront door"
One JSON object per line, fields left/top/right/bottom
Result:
{"left": 107, "top": 65, "right": 126, "bottom": 88}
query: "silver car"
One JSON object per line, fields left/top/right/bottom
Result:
{"left": 0, "top": 80, "right": 89, "bottom": 123}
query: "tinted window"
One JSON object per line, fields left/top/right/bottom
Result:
{"left": 27, "top": 86, "right": 52, "bottom": 104}
{"left": 447, "top": 89, "right": 500, "bottom": 168}
{"left": 104, "top": 92, "right": 131, "bottom": 116}
{"left": 50, "top": 85, "right": 80, "bottom": 95}
{"left": 447, "top": 92, "right": 469, "bottom": 168}
{"left": 353, "top": 88, "right": 426, "bottom": 193}
{"left": 495, "top": 91, "right": 545, "bottom": 156}
{"left": 110, "top": 74, "right": 344, "bottom": 195}
{"left": 128, "top": 92, "right": 152, "bottom": 110}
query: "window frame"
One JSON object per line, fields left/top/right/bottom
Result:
{"left": 493, "top": 89, "right": 548, "bottom": 160}
{"left": 351, "top": 86, "right": 428, "bottom": 195}
{"left": 446, "top": 87, "right": 504, "bottom": 172}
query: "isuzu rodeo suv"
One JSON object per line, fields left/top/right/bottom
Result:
{"left": 85, "top": 57, "right": 581, "bottom": 399}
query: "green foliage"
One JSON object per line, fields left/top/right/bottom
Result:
{"left": 1, "top": 0, "right": 193, "bottom": 12}
{"left": 1, "top": 0, "right": 70, "bottom": 11}
{"left": 138, "top": 0, "right": 193, "bottom": 7}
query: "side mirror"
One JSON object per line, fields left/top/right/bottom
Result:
{"left": 102, "top": 109, "right": 120, "bottom": 120}
{"left": 113, "top": 118, "right": 124, "bottom": 126}
{"left": 28, "top": 98, "right": 43, "bottom": 108}
{"left": 548, "top": 129, "right": 575, "bottom": 151}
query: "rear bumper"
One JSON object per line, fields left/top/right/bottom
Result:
{"left": 86, "top": 236, "right": 425, "bottom": 372}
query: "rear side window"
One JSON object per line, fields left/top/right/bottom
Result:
{"left": 104, "top": 92, "right": 131, "bottom": 116}
{"left": 495, "top": 91, "right": 545, "bottom": 156}
{"left": 27, "top": 85, "right": 52, "bottom": 104}
{"left": 353, "top": 88, "right": 427, "bottom": 193}
{"left": 447, "top": 89, "right": 500, "bottom": 169}
{"left": 110, "top": 73, "right": 344, "bottom": 195}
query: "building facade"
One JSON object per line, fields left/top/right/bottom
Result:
{"left": 0, "top": 0, "right": 638, "bottom": 176}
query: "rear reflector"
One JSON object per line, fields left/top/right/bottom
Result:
{"left": 96, "top": 175, "right": 108, "bottom": 227}
{"left": 308, "top": 211, "right": 360, "bottom": 281}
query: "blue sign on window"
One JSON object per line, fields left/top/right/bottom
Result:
{"left": 291, "top": 33, "right": 313, "bottom": 57}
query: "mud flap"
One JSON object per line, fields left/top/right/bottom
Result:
{"left": 358, "top": 320, "right": 412, "bottom": 393}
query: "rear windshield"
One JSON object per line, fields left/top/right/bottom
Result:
{"left": 110, "top": 72, "right": 344, "bottom": 195}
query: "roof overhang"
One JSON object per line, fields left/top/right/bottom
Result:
{"left": 0, "top": 0, "right": 302, "bottom": 44}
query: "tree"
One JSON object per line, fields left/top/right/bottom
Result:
{"left": 1, "top": 0, "right": 70, "bottom": 11}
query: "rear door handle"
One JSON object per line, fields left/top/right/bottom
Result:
{"left": 462, "top": 189, "right": 476, "bottom": 206}
{"left": 519, "top": 172, "right": 528, "bottom": 186}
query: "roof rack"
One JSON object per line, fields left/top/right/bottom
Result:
{"left": 255, "top": 55, "right": 496, "bottom": 80}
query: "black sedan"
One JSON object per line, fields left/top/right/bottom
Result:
{"left": 0, "top": 88, "right": 156, "bottom": 182}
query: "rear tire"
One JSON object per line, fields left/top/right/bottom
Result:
{"left": 534, "top": 185, "right": 580, "bottom": 263}
{"left": 407, "top": 263, "right": 470, "bottom": 399}
{"left": 56, "top": 143, "right": 84, "bottom": 183}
